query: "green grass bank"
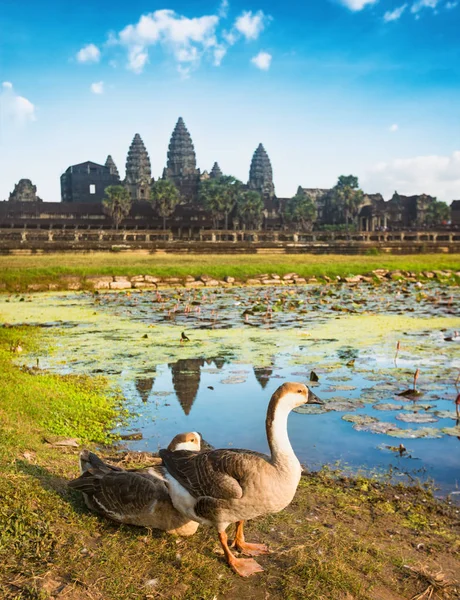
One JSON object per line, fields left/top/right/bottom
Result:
{"left": 0, "top": 327, "right": 459, "bottom": 599}
{"left": 0, "top": 252, "right": 459, "bottom": 292}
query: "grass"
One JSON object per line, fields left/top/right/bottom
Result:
{"left": 0, "top": 326, "right": 459, "bottom": 599}
{"left": 0, "top": 252, "right": 459, "bottom": 291}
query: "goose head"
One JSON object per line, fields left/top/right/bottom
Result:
{"left": 167, "top": 431, "right": 202, "bottom": 452}
{"left": 271, "top": 382, "right": 323, "bottom": 412}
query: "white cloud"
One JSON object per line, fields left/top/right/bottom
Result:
{"left": 219, "top": 0, "right": 229, "bottom": 18}
{"left": 389, "top": 123, "right": 399, "bottom": 132}
{"left": 384, "top": 4, "right": 408, "bottom": 21}
{"left": 0, "top": 81, "right": 36, "bottom": 125}
{"left": 81, "top": 7, "right": 271, "bottom": 76}
{"left": 339, "top": 0, "right": 379, "bottom": 11}
{"left": 116, "top": 9, "right": 220, "bottom": 74}
{"left": 445, "top": 1, "right": 458, "bottom": 8}
{"left": 76, "top": 43, "right": 101, "bottom": 63}
{"left": 365, "top": 151, "right": 460, "bottom": 202}
{"left": 251, "top": 51, "right": 272, "bottom": 70}
{"left": 90, "top": 81, "right": 104, "bottom": 94}
{"left": 234, "top": 10, "right": 267, "bottom": 40}
{"left": 213, "top": 45, "right": 227, "bottom": 66}
{"left": 411, "top": 0, "right": 439, "bottom": 13}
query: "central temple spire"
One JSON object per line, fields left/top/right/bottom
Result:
{"left": 164, "top": 117, "right": 200, "bottom": 201}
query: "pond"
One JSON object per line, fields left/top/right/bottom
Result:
{"left": 1, "top": 279, "right": 459, "bottom": 496}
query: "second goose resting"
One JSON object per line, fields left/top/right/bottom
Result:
{"left": 160, "top": 382, "right": 322, "bottom": 576}
{"left": 68, "top": 432, "right": 202, "bottom": 536}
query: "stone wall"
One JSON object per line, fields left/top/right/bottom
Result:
{"left": 0, "top": 228, "right": 459, "bottom": 255}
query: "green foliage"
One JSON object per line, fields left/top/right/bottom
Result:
{"left": 283, "top": 189, "right": 317, "bottom": 231}
{"left": 0, "top": 253, "right": 459, "bottom": 292}
{"left": 425, "top": 200, "right": 450, "bottom": 226}
{"left": 0, "top": 327, "right": 122, "bottom": 457}
{"left": 102, "top": 185, "right": 132, "bottom": 230}
{"left": 150, "top": 179, "right": 180, "bottom": 230}
{"left": 236, "top": 190, "right": 264, "bottom": 230}
{"left": 199, "top": 175, "right": 243, "bottom": 229}
{"left": 328, "top": 175, "right": 364, "bottom": 228}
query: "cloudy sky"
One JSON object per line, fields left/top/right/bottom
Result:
{"left": 1, "top": 0, "right": 459, "bottom": 202}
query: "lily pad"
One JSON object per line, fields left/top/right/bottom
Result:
{"left": 293, "top": 405, "right": 328, "bottom": 415}
{"left": 372, "top": 403, "right": 404, "bottom": 411}
{"left": 397, "top": 389, "right": 424, "bottom": 398}
{"left": 442, "top": 426, "right": 460, "bottom": 437}
{"left": 326, "top": 400, "right": 364, "bottom": 412}
{"left": 354, "top": 421, "right": 397, "bottom": 434}
{"left": 220, "top": 376, "right": 247, "bottom": 384}
{"left": 395, "top": 412, "right": 438, "bottom": 424}
{"left": 434, "top": 410, "right": 458, "bottom": 420}
{"left": 342, "top": 414, "right": 378, "bottom": 425}
{"left": 387, "top": 427, "right": 443, "bottom": 439}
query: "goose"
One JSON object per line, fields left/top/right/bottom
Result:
{"left": 68, "top": 432, "right": 203, "bottom": 536}
{"left": 160, "top": 382, "right": 323, "bottom": 577}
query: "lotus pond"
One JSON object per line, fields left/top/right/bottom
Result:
{"left": 1, "top": 279, "right": 459, "bottom": 495}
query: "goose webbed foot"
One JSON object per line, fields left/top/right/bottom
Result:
{"left": 218, "top": 530, "right": 264, "bottom": 577}
{"left": 231, "top": 520, "right": 270, "bottom": 557}
{"left": 228, "top": 556, "right": 264, "bottom": 577}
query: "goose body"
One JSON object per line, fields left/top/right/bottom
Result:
{"left": 68, "top": 432, "right": 202, "bottom": 536}
{"left": 160, "top": 382, "right": 322, "bottom": 576}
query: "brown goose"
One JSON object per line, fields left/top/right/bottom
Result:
{"left": 68, "top": 432, "right": 202, "bottom": 536}
{"left": 160, "top": 382, "right": 322, "bottom": 576}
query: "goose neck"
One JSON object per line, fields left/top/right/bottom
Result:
{"left": 266, "top": 397, "right": 296, "bottom": 465}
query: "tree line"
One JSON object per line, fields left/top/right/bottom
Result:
{"left": 102, "top": 174, "right": 451, "bottom": 231}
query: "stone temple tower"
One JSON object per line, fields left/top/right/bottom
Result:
{"left": 210, "top": 162, "right": 223, "bottom": 179}
{"left": 248, "top": 143, "right": 275, "bottom": 198}
{"left": 125, "top": 134, "right": 152, "bottom": 202}
{"left": 164, "top": 117, "right": 200, "bottom": 201}
{"left": 105, "top": 155, "right": 120, "bottom": 180}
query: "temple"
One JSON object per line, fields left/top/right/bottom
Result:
{"left": 8, "top": 179, "right": 42, "bottom": 203}
{"left": 1, "top": 116, "right": 457, "bottom": 232}
{"left": 248, "top": 143, "right": 275, "bottom": 199}
{"left": 60, "top": 162, "right": 119, "bottom": 203}
{"left": 164, "top": 117, "right": 200, "bottom": 200}
{"left": 124, "top": 134, "right": 152, "bottom": 202}
{"left": 210, "top": 162, "right": 223, "bottom": 179}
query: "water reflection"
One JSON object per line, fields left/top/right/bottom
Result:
{"left": 135, "top": 377, "right": 155, "bottom": 403}
{"left": 253, "top": 366, "right": 273, "bottom": 389}
{"left": 169, "top": 358, "right": 205, "bottom": 415}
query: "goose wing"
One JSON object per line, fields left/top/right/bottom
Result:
{"left": 159, "top": 448, "right": 269, "bottom": 500}
{"left": 68, "top": 469, "right": 169, "bottom": 518}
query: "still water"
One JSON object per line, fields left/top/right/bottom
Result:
{"left": 1, "top": 281, "right": 459, "bottom": 495}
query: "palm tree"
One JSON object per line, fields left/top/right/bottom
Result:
{"left": 236, "top": 191, "right": 264, "bottom": 230}
{"left": 102, "top": 185, "right": 132, "bottom": 230}
{"left": 329, "top": 175, "right": 363, "bottom": 230}
{"left": 219, "top": 176, "right": 242, "bottom": 230}
{"left": 283, "top": 189, "right": 317, "bottom": 232}
{"left": 199, "top": 179, "right": 224, "bottom": 229}
{"left": 150, "top": 180, "right": 180, "bottom": 230}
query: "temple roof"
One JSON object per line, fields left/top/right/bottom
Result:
{"left": 210, "top": 162, "right": 223, "bottom": 179}
{"left": 249, "top": 143, "right": 275, "bottom": 198}
{"left": 125, "top": 134, "right": 151, "bottom": 185}
{"left": 105, "top": 155, "right": 120, "bottom": 179}
{"left": 166, "top": 117, "right": 197, "bottom": 176}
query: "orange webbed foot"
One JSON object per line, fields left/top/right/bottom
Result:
{"left": 235, "top": 541, "right": 270, "bottom": 557}
{"left": 228, "top": 557, "right": 264, "bottom": 577}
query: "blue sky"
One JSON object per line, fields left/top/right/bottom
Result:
{"left": 1, "top": 0, "right": 459, "bottom": 202}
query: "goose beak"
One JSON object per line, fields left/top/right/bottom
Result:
{"left": 307, "top": 391, "right": 323, "bottom": 405}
